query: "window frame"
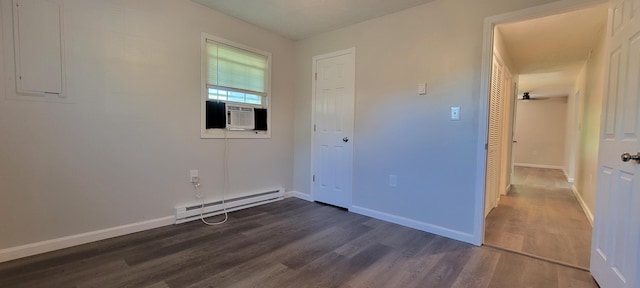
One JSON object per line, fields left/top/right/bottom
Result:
{"left": 200, "top": 33, "right": 272, "bottom": 139}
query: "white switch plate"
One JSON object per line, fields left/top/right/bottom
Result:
{"left": 451, "top": 106, "right": 460, "bottom": 120}
{"left": 419, "top": 83, "right": 427, "bottom": 95}
{"left": 389, "top": 175, "right": 397, "bottom": 187}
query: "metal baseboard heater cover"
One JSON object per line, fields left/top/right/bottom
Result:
{"left": 174, "top": 188, "right": 284, "bottom": 224}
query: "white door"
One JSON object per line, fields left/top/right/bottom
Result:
{"left": 591, "top": 1, "right": 640, "bottom": 287}
{"left": 485, "top": 55, "right": 504, "bottom": 216}
{"left": 312, "top": 49, "right": 355, "bottom": 209}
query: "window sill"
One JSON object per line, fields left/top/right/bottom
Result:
{"left": 201, "top": 129, "right": 271, "bottom": 139}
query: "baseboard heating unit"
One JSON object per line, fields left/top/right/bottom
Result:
{"left": 174, "top": 188, "right": 284, "bottom": 224}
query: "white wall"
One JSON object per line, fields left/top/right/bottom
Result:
{"left": 293, "top": 0, "right": 557, "bottom": 241}
{"left": 0, "top": 0, "right": 295, "bottom": 250}
{"left": 575, "top": 25, "right": 606, "bottom": 217}
{"left": 513, "top": 97, "right": 568, "bottom": 167}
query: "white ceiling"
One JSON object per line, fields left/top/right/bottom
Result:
{"left": 497, "top": 5, "right": 608, "bottom": 97}
{"left": 193, "top": 0, "right": 437, "bottom": 40}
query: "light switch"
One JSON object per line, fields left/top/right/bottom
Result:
{"left": 389, "top": 175, "right": 397, "bottom": 187}
{"left": 451, "top": 106, "right": 460, "bottom": 120}
{"left": 419, "top": 83, "right": 427, "bottom": 95}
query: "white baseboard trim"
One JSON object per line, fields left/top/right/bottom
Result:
{"left": 571, "top": 185, "right": 594, "bottom": 226}
{"left": 349, "top": 205, "right": 475, "bottom": 245}
{"left": 561, "top": 169, "right": 575, "bottom": 183}
{"left": 515, "top": 163, "right": 564, "bottom": 170}
{"left": 0, "top": 216, "right": 174, "bottom": 263}
{"left": 285, "top": 191, "right": 313, "bottom": 202}
{"left": 501, "top": 184, "right": 511, "bottom": 195}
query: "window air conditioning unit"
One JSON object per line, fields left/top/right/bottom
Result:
{"left": 226, "top": 104, "right": 255, "bottom": 130}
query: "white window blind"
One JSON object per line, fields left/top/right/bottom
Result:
{"left": 206, "top": 40, "right": 268, "bottom": 105}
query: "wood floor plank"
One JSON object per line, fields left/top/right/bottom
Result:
{"left": 416, "top": 241, "right": 474, "bottom": 288}
{"left": 487, "top": 251, "right": 527, "bottom": 287}
{"left": 450, "top": 247, "right": 501, "bottom": 288}
{"left": 0, "top": 197, "right": 598, "bottom": 288}
{"left": 144, "top": 281, "right": 171, "bottom": 288}
{"left": 521, "top": 254, "right": 559, "bottom": 288}
{"left": 313, "top": 243, "right": 392, "bottom": 288}
{"left": 185, "top": 260, "right": 293, "bottom": 288}
{"left": 0, "top": 220, "right": 199, "bottom": 279}
{"left": 76, "top": 230, "right": 255, "bottom": 287}
{"left": 557, "top": 264, "right": 599, "bottom": 288}
{"left": 163, "top": 206, "right": 364, "bottom": 287}
{"left": 280, "top": 224, "right": 373, "bottom": 269}
{"left": 124, "top": 221, "right": 263, "bottom": 266}
{"left": 485, "top": 166, "right": 592, "bottom": 268}
{"left": 373, "top": 235, "right": 454, "bottom": 288}
{"left": 333, "top": 221, "right": 404, "bottom": 258}
{"left": 276, "top": 250, "right": 347, "bottom": 287}
{"left": 3, "top": 259, "right": 130, "bottom": 288}
{"left": 342, "top": 250, "right": 405, "bottom": 288}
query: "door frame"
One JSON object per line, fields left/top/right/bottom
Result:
{"left": 567, "top": 90, "right": 582, "bottom": 183}
{"left": 500, "top": 67, "right": 515, "bottom": 196}
{"left": 310, "top": 47, "right": 356, "bottom": 207}
{"left": 473, "top": 0, "right": 608, "bottom": 245}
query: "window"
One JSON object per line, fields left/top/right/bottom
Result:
{"left": 201, "top": 33, "right": 271, "bottom": 138}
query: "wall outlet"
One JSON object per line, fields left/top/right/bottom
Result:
{"left": 389, "top": 175, "right": 397, "bottom": 187}
{"left": 190, "top": 169, "right": 199, "bottom": 183}
{"left": 451, "top": 106, "right": 460, "bottom": 120}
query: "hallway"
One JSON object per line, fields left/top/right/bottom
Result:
{"left": 484, "top": 166, "right": 592, "bottom": 269}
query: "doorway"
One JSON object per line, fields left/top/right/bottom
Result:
{"left": 481, "top": 3, "right": 608, "bottom": 270}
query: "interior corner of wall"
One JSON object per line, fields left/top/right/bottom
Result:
{"left": 287, "top": 191, "right": 312, "bottom": 202}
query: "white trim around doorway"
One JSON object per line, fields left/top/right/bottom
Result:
{"left": 473, "top": 0, "right": 608, "bottom": 246}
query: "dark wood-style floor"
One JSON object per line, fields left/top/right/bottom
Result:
{"left": 0, "top": 197, "right": 597, "bottom": 287}
{"left": 484, "top": 166, "right": 593, "bottom": 269}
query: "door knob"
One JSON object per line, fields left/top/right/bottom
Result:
{"left": 621, "top": 152, "right": 640, "bottom": 163}
{"left": 343, "top": 137, "right": 349, "bottom": 142}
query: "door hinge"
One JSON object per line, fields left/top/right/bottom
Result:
{"left": 313, "top": 175, "right": 316, "bottom": 182}
{"left": 315, "top": 73, "right": 317, "bottom": 80}
{"left": 485, "top": 143, "right": 488, "bottom": 150}
{"left": 314, "top": 124, "right": 316, "bottom": 132}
